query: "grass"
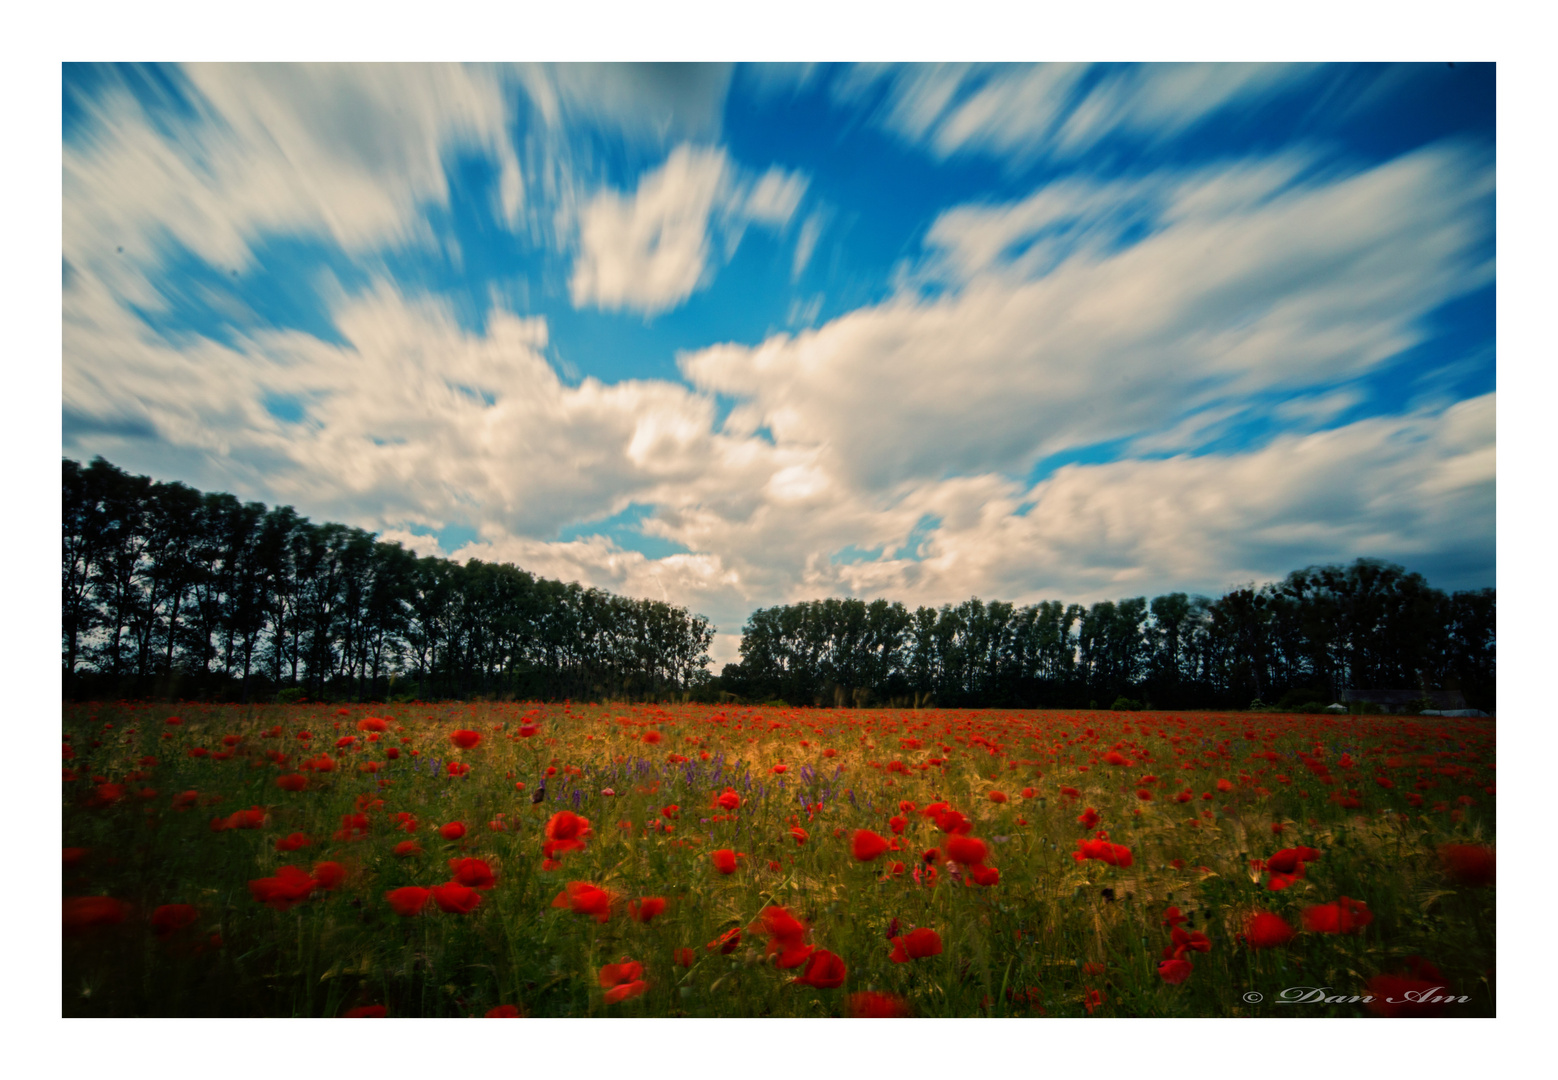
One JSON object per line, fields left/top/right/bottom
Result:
{"left": 61, "top": 700, "right": 1495, "bottom": 1017}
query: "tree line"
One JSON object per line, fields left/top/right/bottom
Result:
{"left": 718, "top": 562, "right": 1495, "bottom": 712}
{"left": 63, "top": 457, "right": 714, "bottom": 702}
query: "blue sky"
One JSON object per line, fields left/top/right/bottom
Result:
{"left": 61, "top": 63, "right": 1496, "bottom": 663}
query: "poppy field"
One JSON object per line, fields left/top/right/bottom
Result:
{"left": 62, "top": 701, "right": 1495, "bottom": 1018}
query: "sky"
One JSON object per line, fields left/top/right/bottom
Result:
{"left": 60, "top": 62, "right": 1497, "bottom": 666}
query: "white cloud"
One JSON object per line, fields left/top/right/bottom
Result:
{"left": 64, "top": 63, "right": 522, "bottom": 310}
{"left": 681, "top": 143, "right": 1491, "bottom": 490}
{"left": 792, "top": 211, "right": 824, "bottom": 279}
{"left": 569, "top": 145, "right": 809, "bottom": 315}
{"left": 843, "top": 63, "right": 1319, "bottom": 165}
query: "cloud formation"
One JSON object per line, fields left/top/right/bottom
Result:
{"left": 570, "top": 145, "right": 808, "bottom": 314}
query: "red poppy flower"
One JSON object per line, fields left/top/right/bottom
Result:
{"left": 849, "top": 991, "right": 910, "bottom": 1017}
{"left": 1243, "top": 910, "right": 1296, "bottom": 948}
{"left": 543, "top": 811, "right": 591, "bottom": 858}
{"left": 1077, "top": 807, "right": 1100, "bottom": 829}
{"left": 358, "top": 717, "right": 388, "bottom": 732}
{"left": 851, "top": 829, "right": 890, "bottom": 862}
{"left": 275, "top": 773, "right": 307, "bottom": 792}
{"left": 675, "top": 947, "right": 696, "bottom": 967}
{"left": 250, "top": 866, "right": 318, "bottom": 911}
{"left": 1265, "top": 846, "right": 1322, "bottom": 874}
{"left": 708, "top": 927, "right": 743, "bottom": 954}
{"left": 889, "top": 927, "right": 943, "bottom": 963}
{"left": 988, "top": 790, "right": 1008, "bottom": 803}
{"left": 599, "top": 958, "right": 644, "bottom": 988}
{"left": 1162, "top": 906, "right": 1187, "bottom": 927}
{"left": 749, "top": 905, "right": 813, "bottom": 967}
{"left": 1059, "top": 786, "right": 1080, "bottom": 799}
{"left": 439, "top": 821, "right": 467, "bottom": 841}
{"left": 431, "top": 882, "right": 482, "bottom": 914}
{"left": 945, "top": 835, "right": 988, "bottom": 866}
{"left": 629, "top": 897, "right": 666, "bottom": 923}
{"left": 1073, "top": 838, "right": 1133, "bottom": 867}
{"left": 1438, "top": 843, "right": 1494, "bottom": 887}
{"left": 968, "top": 864, "right": 1000, "bottom": 886}
{"left": 792, "top": 948, "right": 847, "bottom": 989}
{"left": 604, "top": 980, "right": 648, "bottom": 1004}
{"left": 150, "top": 903, "right": 199, "bottom": 939}
{"left": 933, "top": 809, "right": 973, "bottom": 835}
{"left": 311, "top": 861, "right": 347, "bottom": 890}
{"left": 712, "top": 849, "right": 739, "bottom": 874}
{"left": 1169, "top": 926, "right": 1211, "bottom": 957}
{"left": 385, "top": 886, "right": 432, "bottom": 917}
{"left": 1302, "top": 896, "right": 1373, "bottom": 934}
{"left": 450, "top": 729, "right": 481, "bottom": 749}
{"left": 1020, "top": 787, "right": 1036, "bottom": 799}
{"left": 485, "top": 1004, "right": 523, "bottom": 1017}
{"left": 1103, "top": 751, "right": 1130, "bottom": 766}
{"left": 888, "top": 814, "right": 907, "bottom": 834}
{"left": 275, "top": 832, "right": 312, "bottom": 853}
{"left": 715, "top": 787, "right": 741, "bottom": 811}
{"left": 343, "top": 1005, "right": 386, "bottom": 1017}
{"left": 1158, "top": 957, "right": 1193, "bottom": 984}
{"left": 551, "top": 881, "right": 615, "bottom": 922}
{"left": 790, "top": 826, "right": 809, "bottom": 845}
{"left": 448, "top": 857, "right": 497, "bottom": 889}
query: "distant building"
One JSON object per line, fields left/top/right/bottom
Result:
{"left": 1343, "top": 688, "right": 1467, "bottom": 713}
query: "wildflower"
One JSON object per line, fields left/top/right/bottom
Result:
{"left": 275, "top": 832, "right": 312, "bottom": 853}
{"left": 1158, "top": 957, "right": 1193, "bottom": 984}
{"left": 311, "top": 861, "right": 347, "bottom": 890}
{"left": 431, "top": 882, "right": 482, "bottom": 914}
{"left": 712, "top": 849, "right": 739, "bottom": 874}
{"left": 968, "top": 864, "right": 1000, "bottom": 886}
{"left": 1438, "top": 844, "right": 1495, "bottom": 887}
{"left": 276, "top": 774, "right": 307, "bottom": 792}
{"left": 852, "top": 830, "right": 890, "bottom": 862}
{"left": 750, "top": 906, "right": 813, "bottom": 968}
{"left": 1243, "top": 911, "right": 1296, "bottom": 948}
{"left": 1073, "top": 838, "right": 1133, "bottom": 867}
{"left": 599, "top": 958, "right": 644, "bottom": 988}
{"left": 449, "top": 857, "right": 496, "bottom": 890}
{"left": 792, "top": 949, "right": 847, "bottom": 989}
{"left": 1302, "top": 896, "right": 1373, "bottom": 934}
{"left": 849, "top": 991, "right": 910, "bottom": 1017}
{"left": 250, "top": 867, "right": 318, "bottom": 911}
{"left": 439, "top": 821, "right": 467, "bottom": 841}
{"left": 393, "top": 840, "right": 423, "bottom": 858}
{"left": 889, "top": 927, "right": 943, "bottom": 964}
{"left": 945, "top": 835, "right": 988, "bottom": 866}
{"left": 551, "top": 881, "right": 615, "bottom": 922}
{"left": 385, "top": 886, "right": 432, "bottom": 917}
{"left": 629, "top": 897, "right": 666, "bottom": 924}
{"left": 450, "top": 730, "right": 481, "bottom": 749}
{"left": 63, "top": 896, "right": 129, "bottom": 935}
{"left": 485, "top": 1005, "right": 523, "bottom": 1017}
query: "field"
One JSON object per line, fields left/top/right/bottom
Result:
{"left": 61, "top": 701, "right": 1495, "bottom": 1018}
